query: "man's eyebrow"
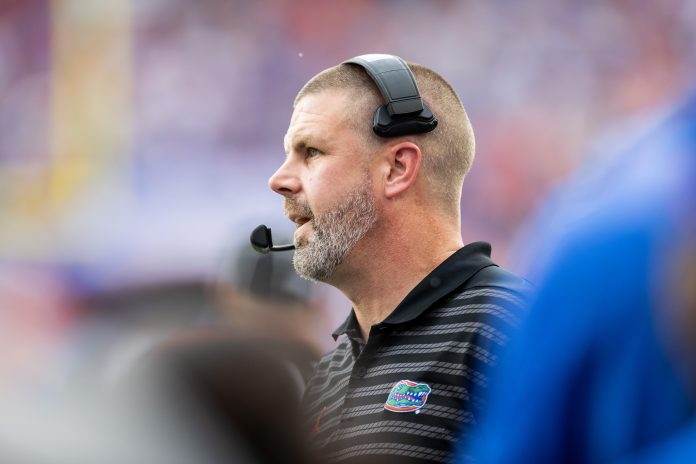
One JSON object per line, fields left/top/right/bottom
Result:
{"left": 284, "top": 138, "right": 309, "bottom": 156}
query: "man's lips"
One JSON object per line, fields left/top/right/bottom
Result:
{"left": 292, "top": 216, "right": 313, "bottom": 245}
{"left": 288, "top": 213, "right": 312, "bottom": 227}
{"left": 296, "top": 220, "right": 312, "bottom": 236}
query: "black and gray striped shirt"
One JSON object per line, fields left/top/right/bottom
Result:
{"left": 302, "top": 242, "right": 530, "bottom": 463}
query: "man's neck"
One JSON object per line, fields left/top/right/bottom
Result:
{"left": 333, "top": 223, "right": 463, "bottom": 342}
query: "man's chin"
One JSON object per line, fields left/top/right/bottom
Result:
{"left": 292, "top": 240, "right": 336, "bottom": 283}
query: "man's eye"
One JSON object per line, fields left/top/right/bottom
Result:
{"left": 307, "top": 147, "right": 322, "bottom": 158}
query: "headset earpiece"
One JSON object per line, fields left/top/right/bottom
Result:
{"left": 343, "top": 54, "right": 438, "bottom": 137}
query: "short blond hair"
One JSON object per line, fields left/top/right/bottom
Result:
{"left": 295, "top": 59, "right": 475, "bottom": 212}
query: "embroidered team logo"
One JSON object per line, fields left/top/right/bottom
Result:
{"left": 384, "top": 380, "right": 431, "bottom": 412}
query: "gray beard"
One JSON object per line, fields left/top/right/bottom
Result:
{"left": 292, "top": 178, "right": 378, "bottom": 283}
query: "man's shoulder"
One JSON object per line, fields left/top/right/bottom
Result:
{"left": 440, "top": 264, "right": 533, "bottom": 322}
{"left": 464, "top": 264, "right": 533, "bottom": 300}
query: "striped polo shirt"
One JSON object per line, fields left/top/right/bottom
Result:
{"left": 301, "top": 242, "right": 530, "bottom": 463}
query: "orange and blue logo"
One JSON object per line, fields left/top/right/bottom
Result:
{"left": 384, "top": 380, "right": 431, "bottom": 412}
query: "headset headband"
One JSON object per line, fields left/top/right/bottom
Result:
{"left": 343, "top": 54, "right": 438, "bottom": 137}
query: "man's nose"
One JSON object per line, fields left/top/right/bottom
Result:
{"left": 268, "top": 159, "right": 301, "bottom": 198}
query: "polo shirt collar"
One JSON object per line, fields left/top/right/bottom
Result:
{"left": 332, "top": 241, "right": 496, "bottom": 340}
{"left": 332, "top": 310, "right": 361, "bottom": 342}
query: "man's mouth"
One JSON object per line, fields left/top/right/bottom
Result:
{"left": 295, "top": 217, "right": 313, "bottom": 236}
{"left": 286, "top": 213, "right": 314, "bottom": 245}
{"left": 288, "top": 213, "right": 312, "bottom": 228}
{"left": 284, "top": 200, "right": 314, "bottom": 241}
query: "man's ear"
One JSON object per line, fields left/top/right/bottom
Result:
{"left": 384, "top": 142, "right": 422, "bottom": 199}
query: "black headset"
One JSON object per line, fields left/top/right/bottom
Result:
{"left": 344, "top": 53, "right": 438, "bottom": 138}
{"left": 251, "top": 53, "right": 437, "bottom": 253}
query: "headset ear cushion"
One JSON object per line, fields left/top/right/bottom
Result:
{"left": 372, "top": 104, "right": 438, "bottom": 138}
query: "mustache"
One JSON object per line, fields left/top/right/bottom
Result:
{"left": 284, "top": 198, "right": 314, "bottom": 220}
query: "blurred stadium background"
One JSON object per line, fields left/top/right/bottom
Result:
{"left": 0, "top": 1, "right": 695, "bottom": 458}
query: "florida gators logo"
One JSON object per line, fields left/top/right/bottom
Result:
{"left": 384, "top": 380, "right": 431, "bottom": 412}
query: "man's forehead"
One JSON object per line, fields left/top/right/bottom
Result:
{"left": 293, "top": 90, "right": 348, "bottom": 120}
{"left": 284, "top": 91, "right": 350, "bottom": 150}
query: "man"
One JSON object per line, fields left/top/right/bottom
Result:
{"left": 465, "top": 90, "right": 696, "bottom": 463}
{"left": 268, "top": 54, "right": 530, "bottom": 463}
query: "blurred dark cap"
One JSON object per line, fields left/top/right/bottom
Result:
{"left": 223, "top": 244, "right": 311, "bottom": 305}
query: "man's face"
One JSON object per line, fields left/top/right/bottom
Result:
{"left": 285, "top": 174, "right": 377, "bottom": 282}
{"left": 269, "top": 91, "right": 379, "bottom": 282}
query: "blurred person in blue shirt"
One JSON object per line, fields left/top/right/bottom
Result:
{"left": 460, "top": 90, "right": 696, "bottom": 463}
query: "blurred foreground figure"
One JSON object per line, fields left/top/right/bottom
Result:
{"left": 128, "top": 333, "right": 316, "bottom": 464}
{"left": 125, "top": 244, "right": 325, "bottom": 464}
{"left": 464, "top": 91, "right": 696, "bottom": 463}
{"left": 0, "top": 245, "right": 323, "bottom": 464}
{"left": 213, "top": 238, "right": 327, "bottom": 379}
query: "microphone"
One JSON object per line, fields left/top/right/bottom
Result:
{"left": 250, "top": 224, "right": 295, "bottom": 254}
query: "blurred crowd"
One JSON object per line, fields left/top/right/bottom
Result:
{"left": 1, "top": 0, "right": 695, "bottom": 462}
